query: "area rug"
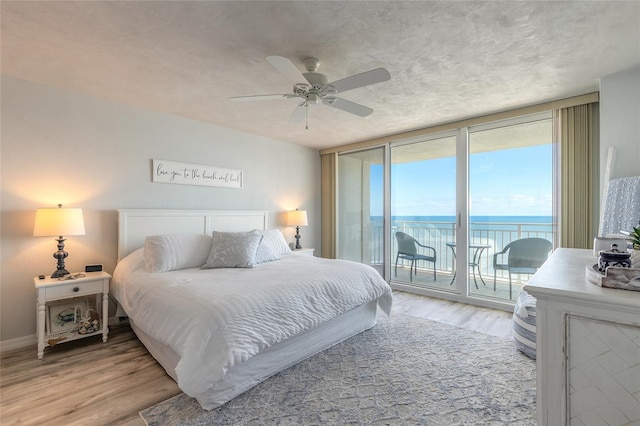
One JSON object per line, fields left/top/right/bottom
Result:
{"left": 140, "top": 313, "right": 535, "bottom": 425}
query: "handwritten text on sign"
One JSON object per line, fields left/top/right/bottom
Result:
{"left": 152, "top": 159, "right": 243, "bottom": 189}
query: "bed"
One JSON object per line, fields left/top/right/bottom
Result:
{"left": 111, "top": 209, "right": 392, "bottom": 410}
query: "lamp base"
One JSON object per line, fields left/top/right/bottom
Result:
{"left": 294, "top": 226, "right": 302, "bottom": 249}
{"left": 51, "top": 237, "right": 70, "bottom": 278}
{"left": 51, "top": 268, "right": 70, "bottom": 278}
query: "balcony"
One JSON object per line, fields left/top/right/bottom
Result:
{"left": 369, "top": 218, "right": 555, "bottom": 301}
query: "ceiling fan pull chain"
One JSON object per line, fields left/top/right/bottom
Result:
{"left": 305, "top": 105, "right": 309, "bottom": 130}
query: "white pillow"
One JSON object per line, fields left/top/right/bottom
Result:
{"left": 255, "top": 242, "right": 280, "bottom": 264}
{"left": 144, "top": 234, "right": 212, "bottom": 273}
{"left": 202, "top": 230, "right": 263, "bottom": 269}
{"left": 258, "top": 229, "right": 292, "bottom": 256}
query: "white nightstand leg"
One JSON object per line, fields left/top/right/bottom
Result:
{"left": 37, "top": 302, "right": 46, "bottom": 359}
{"left": 102, "top": 293, "right": 109, "bottom": 343}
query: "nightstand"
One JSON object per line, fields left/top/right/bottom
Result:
{"left": 34, "top": 271, "right": 111, "bottom": 359}
{"left": 293, "top": 248, "right": 315, "bottom": 256}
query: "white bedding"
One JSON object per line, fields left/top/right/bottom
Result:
{"left": 112, "top": 249, "right": 392, "bottom": 406}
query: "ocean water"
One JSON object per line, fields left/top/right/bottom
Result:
{"left": 371, "top": 216, "right": 554, "bottom": 231}
{"left": 374, "top": 215, "right": 553, "bottom": 224}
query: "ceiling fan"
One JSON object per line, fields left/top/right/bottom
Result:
{"left": 230, "top": 56, "right": 391, "bottom": 127}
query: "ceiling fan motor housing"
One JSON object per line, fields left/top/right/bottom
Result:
{"left": 303, "top": 57, "right": 320, "bottom": 72}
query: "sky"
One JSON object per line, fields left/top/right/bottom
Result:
{"left": 370, "top": 144, "right": 553, "bottom": 218}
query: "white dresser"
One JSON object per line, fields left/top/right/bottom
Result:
{"left": 524, "top": 248, "right": 640, "bottom": 425}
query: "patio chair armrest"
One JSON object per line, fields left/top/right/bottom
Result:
{"left": 492, "top": 250, "right": 507, "bottom": 266}
{"left": 415, "top": 242, "right": 436, "bottom": 256}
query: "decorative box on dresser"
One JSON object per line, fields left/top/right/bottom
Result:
{"left": 524, "top": 248, "right": 640, "bottom": 426}
{"left": 34, "top": 271, "right": 111, "bottom": 359}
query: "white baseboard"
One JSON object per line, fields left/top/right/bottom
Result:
{"left": 0, "top": 334, "right": 37, "bottom": 352}
{"left": 1, "top": 316, "right": 129, "bottom": 354}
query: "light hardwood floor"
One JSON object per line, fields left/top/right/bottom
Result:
{"left": 392, "top": 291, "right": 513, "bottom": 339}
{"left": 0, "top": 291, "right": 513, "bottom": 425}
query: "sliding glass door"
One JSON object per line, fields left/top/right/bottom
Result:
{"left": 337, "top": 147, "right": 385, "bottom": 276}
{"left": 468, "top": 113, "right": 555, "bottom": 301}
{"left": 335, "top": 112, "right": 556, "bottom": 308}
{"left": 390, "top": 135, "right": 457, "bottom": 289}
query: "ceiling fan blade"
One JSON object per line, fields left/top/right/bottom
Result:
{"left": 289, "top": 103, "right": 307, "bottom": 123}
{"left": 328, "top": 68, "right": 391, "bottom": 93}
{"left": 266, "top": 56, "right": 309, "bottom": 85}
{"left": 323, "top": 97, "right": 373, "bottom": 117}
{"left": 230, "top": 94, "right": 292, "bottom": 102}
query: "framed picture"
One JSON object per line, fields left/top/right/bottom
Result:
{"left": 46, "top": 298, "right": 88, "bottom": 335}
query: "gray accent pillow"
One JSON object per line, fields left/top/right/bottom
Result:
{"left": 202, "top": 230, "right": 263, "bottom": 269}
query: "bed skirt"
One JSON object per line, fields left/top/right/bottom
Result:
{"left": 130, "top": 299, "right": 380, "bottom": 409}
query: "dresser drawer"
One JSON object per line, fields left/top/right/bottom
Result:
{"left": 45, "top": 279, "right": 104, "bottom": 300}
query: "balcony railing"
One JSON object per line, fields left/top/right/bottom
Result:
{"left": 370, "top": 219, "right": 555, "bottom": 282}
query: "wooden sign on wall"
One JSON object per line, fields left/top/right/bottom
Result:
{"left": 152, "top": 159, "right": 243, "bottom": 189}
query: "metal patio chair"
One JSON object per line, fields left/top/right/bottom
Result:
{"left": 394, "top": 231, "right": 437, "bottom": 282}
{"left": 493, "top": 237, "right": 552, "bottom": 299}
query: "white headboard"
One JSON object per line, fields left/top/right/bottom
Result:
{"left": 117, "top": 209, "right": 269, "bottom": 261}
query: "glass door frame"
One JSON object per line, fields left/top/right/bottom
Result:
{"left": 454, "top": 127, "right": 470, "bottom": 298}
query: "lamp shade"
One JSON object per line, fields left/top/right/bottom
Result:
{"left": 33, "top": 207, "right": 85, "bottom": 237}
{"left": 286, "top": 210, "right": 308, "bottom": 227}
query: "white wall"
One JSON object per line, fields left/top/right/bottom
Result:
{"left": 1, "top": 76, "right": 320, "bottom": 346}
{"left": 599, "top": 66, "right": 640, "bottom": 189}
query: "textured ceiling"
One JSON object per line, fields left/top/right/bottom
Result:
{"left": 2, "top": 1, "right": 639, "bottom": 150}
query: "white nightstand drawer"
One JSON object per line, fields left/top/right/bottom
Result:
{"left": 45, "top": 280, "right": 104, "bottom": 300}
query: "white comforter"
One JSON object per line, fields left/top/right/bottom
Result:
{"left": 111, "top": 250, "right": 392, "bottom": 400}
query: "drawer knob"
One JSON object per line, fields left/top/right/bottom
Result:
{"left": 73, "top": 287, "right": 80, "bottom": 292}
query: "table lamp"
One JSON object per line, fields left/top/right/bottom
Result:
{"left": 287, "top": 209, "right": 308, "bottom": 249}
{"left": 33, "top": 204, "right": 85, "bottom": 278}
